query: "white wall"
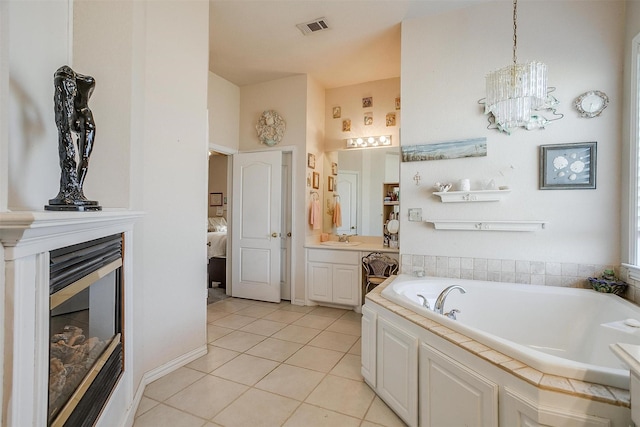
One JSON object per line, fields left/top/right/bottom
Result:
{"left": 208, "top": 72, "right": 239, "bottom": 151}
{"left": 400, "top": 1, "right": 624, "bottom": 265}
{"left": 73, "top": 0, "right": 133, "bottom": 208}
{"left": 306, "top": 75, "right": 326, "bottom": 239}
{"left": 133, "top": 0, "right": 209, "bottom": 378}
{"left": 7, "top": 0, "right": 72, "bottom": 210}
{"left": 239, "top": 74, "right": 309, "bottom": 303}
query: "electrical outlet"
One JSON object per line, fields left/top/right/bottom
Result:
{"left": 408, "top": 208, "right": 422, "bottom": 222}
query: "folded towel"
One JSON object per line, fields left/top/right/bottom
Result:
{"left": 333, "top": 200, "right": 342, "bottom": 227}
{"left": 310, "top": 199, "right": 321, "bottom": 230}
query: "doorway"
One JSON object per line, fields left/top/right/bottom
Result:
{"left": 207, "top": 149, "right": 232, "bottom": 302}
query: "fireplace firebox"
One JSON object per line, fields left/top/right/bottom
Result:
{"left": 48, "top": 234, "right": 124, "bottom": 427}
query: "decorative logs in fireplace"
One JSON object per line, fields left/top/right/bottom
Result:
{"left": 49, "top": 325, "right": 108, "bottom": 418}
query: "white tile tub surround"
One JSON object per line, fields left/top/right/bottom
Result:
{"left": 401, "top": 253, "right": 615, "bottom": 291}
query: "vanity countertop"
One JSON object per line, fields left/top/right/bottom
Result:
{"left": 305, "top": 240, "right": 399, "bottom": 253}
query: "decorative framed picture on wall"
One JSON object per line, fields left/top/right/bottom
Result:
{"left": 342, "top": 119, "right": 351, "bottom": 132}
{"left": 364, "top": 112, "right": 373, "bottom": 126}
{"left": 307, "top": 153, "right": 316, "bottom": 169}
{"left": 539, "top": 142, "right": 597, "bottom": 190}
{"left": 209, "top": 192, "right": 223, "bottom": 206}
{"left": 312, "top": 172, "right": 320, "bottom": 189}
{"left": 362, "top": 97, "right": 373, "bottom": 108}
{"left": 386, "top": 113, "right": 396, "bottom": 127}
{"left": 331, "top": 162, "right": 338, "bottom": 175}
{"left": 332, "top": 106, "right": 341, "bottom": 118}
{"left": 328, "top": 176, "right": 335, "bottom": 192}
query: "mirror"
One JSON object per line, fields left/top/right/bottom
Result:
{"left": 323, "top": 146, "right": 400, "bottom": 236}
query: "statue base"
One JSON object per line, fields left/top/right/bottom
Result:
{"left": 45, "top": 204, "right": 102, "bottom": 211}
{"left": 45, "top": 198, "right": 102, "bottom": 212}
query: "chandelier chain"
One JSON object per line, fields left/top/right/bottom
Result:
{"left": 512, "top": 0, "right": 518, "bottom": 66}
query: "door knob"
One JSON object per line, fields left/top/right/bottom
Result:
{"left": 271, "top": 232, "right": 278, "bottom": 238}
{"left": 287, "top": 232, "right": 292, "bottom": 237}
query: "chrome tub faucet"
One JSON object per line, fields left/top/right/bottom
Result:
{"left": 434, "top": 285, "right": 467, "bottom": 317}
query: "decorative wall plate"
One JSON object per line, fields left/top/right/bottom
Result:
{"left": 256, "top": 110, "right": 286, "bottom": 146}
{"left": 574, "top": 90, "right": 609, "bottom": 118}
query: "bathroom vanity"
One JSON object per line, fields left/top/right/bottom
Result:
{"left": 305, "top": 239, "right": 398, "bottom": 311}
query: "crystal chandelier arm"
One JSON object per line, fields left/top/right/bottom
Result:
{"left": 512, "top": 0, "right": 518, "bottom": 66}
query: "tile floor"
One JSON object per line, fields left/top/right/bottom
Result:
{"left": 133, "top": 297, "right": 406, "bottom": 427}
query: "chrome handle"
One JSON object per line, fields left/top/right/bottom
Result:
{"left": 416, "top": 294, "right": 430, "bottom": 310}
{"left": 445, "top": 309, "right": 460, "bottom": 320}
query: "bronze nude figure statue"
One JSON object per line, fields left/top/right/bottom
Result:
{"left": 45, "top": 65, "right": 101, "bottom": 211}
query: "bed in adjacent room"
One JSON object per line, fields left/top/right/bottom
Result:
{"left": 207, "top": 217, "right": 227, "bottom": 287}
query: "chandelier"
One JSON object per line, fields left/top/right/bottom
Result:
{"left": 484, "top": 0, "right": 562, "bottom": 134}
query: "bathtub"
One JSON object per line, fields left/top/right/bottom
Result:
{"left": 380, "top": 274, "right": 640, "bottom": 389}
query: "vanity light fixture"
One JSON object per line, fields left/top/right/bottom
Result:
{"left": 482, "top": 0, "right": 562, "bottom": 134}
{"left": 345, "top": 135, "right": 392, "bottom": 149}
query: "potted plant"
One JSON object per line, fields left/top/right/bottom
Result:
{"left": 588, "top": 269, "right": 628, "bottom": 296}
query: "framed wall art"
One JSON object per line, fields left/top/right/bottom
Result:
{"left": 209, "top": 192, "right": 223, "bottom": 206}
{"left": 331, "top": 162, "right": 338, "bottom": 175}
{"left": 307, "top": 153, "right": 316, "bottom": 169}
{"left": 312, "top": 172, "right": 320, "bottom": 189}
{"left": 386, "top": 113, "right": 396, "bottom": 127}
{"left": 539, "top": 142, "right": 597, "bottom": 190}
{"left": 328, "top": 176, "right": 335, "bottom": 192}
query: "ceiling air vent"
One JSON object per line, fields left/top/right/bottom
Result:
{"left": 296, "top": 17, "right": 329, "bottom": 35}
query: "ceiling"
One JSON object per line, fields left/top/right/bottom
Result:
{"left": 209, "top": 0, "right": 484, "bottom": 89}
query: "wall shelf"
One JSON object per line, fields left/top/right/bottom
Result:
{"left": 426, "top": 220, "right": 547, "bottom": 232}
{"left": 433, "top": 189, "right": 510, "bottom": 203}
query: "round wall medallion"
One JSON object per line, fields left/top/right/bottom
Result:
{"left": 255, "top": 110, "right": 286, "bottom": 146}
{"left": 574, "top": 90, "right": 609, "bottom": 118}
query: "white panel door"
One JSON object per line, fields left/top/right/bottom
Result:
{"left": 231, "top": 151, "right": 281, "bottom": 302}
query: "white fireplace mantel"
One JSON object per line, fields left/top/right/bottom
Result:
{"left": 0, "top": 210, "right": 143, "bottom": 260}
{"left": 1, "top": 209, "right": 142, "bottom": 427}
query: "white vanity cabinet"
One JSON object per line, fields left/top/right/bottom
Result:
{"left": 306, "top": 249, "right": 360, "bottom": 307}
{"left": 361, "top": 305, "right": 377, "bottom": 387}
{"left": 377, "top": 316, "right": 419, "bottom": 426}
{"left": 420, "top": 343, "right": 498, "bottom": 427}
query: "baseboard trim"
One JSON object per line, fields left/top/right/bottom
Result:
{"left": 144, "top": 344, "right": 208, "bottom": 384}
{"left": 122, "top": 344, "right": 208, "bottom": 426}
